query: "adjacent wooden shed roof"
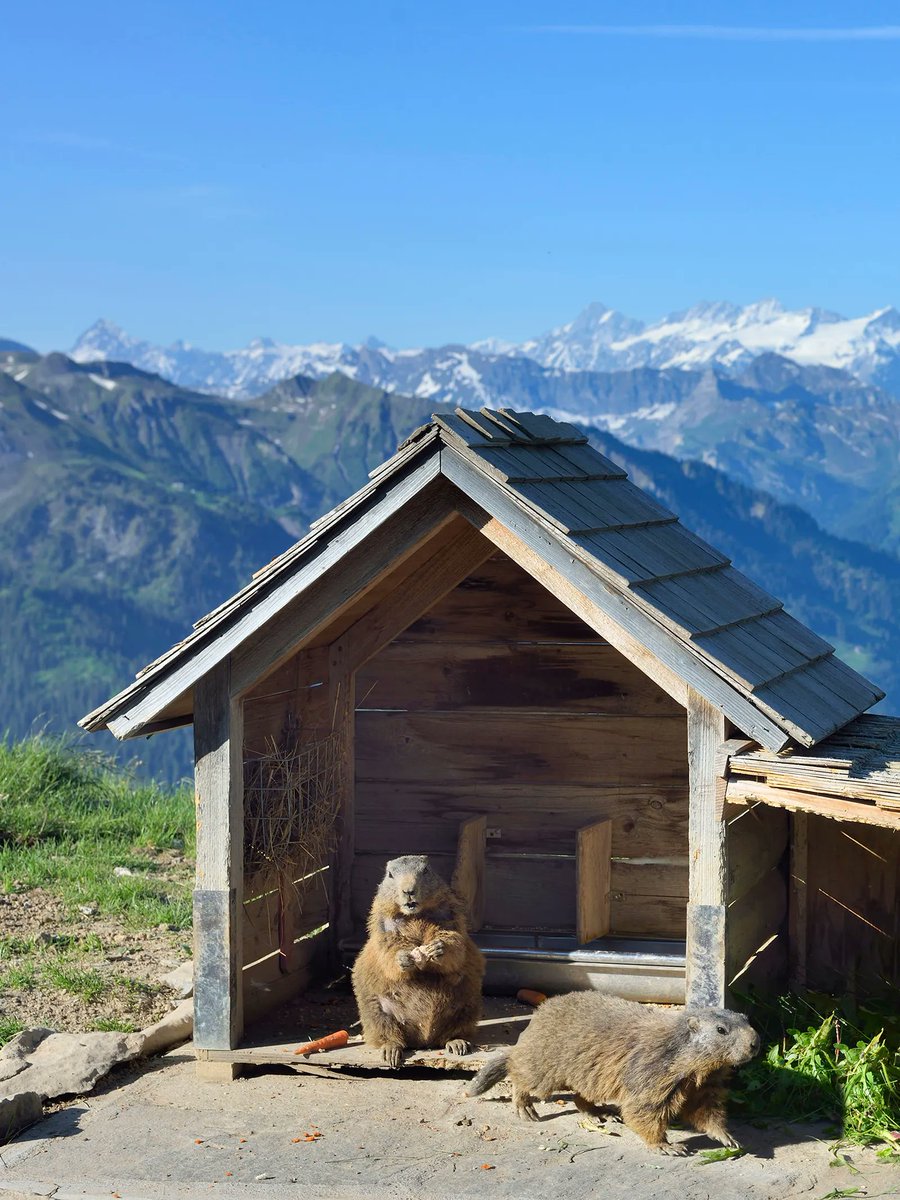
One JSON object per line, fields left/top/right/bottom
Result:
{"left": 80, "top": 407, "right": 883, "bottom": 751}
{"left": 724, "top": 714, "right": 900, "bottom": 830}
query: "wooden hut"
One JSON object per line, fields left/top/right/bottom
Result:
{"left": 80, "top": 407, "right": 898, "bottom": 1077}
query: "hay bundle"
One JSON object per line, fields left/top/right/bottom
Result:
{"left": 243, "top": 718, "right": 342, "bottom": 906}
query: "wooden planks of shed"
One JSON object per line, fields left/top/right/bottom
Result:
{"left": 196, "top": 992, "right": 532, "bottom": 1072}
{"left": 353, "top": 553, "right": 689, "bottom": 941}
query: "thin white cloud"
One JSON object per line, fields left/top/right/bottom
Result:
{"left": 529, "top": 25, "right": 900, "bottom": 42}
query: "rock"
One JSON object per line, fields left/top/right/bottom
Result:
{"left": 0, "top": 1091, "right": 42, "bottom": 1144}
{"left": 77, "top": 904, "right": 97, "bottom": 916}
{"left": 0, "top": 1028, "right": 141, "bottom": 1103}
{"left": 134, "top": 999, "right": 193, "bottom": 1057}
{"left": 113, "top": 866, "right": 134, "bottom": 877}
{"left": 159, "top": 960, "right": 193, "bottom": 998}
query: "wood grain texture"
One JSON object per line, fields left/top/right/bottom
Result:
{"left": 394, "top": 552, "right": 603, "bottom": 645}
{"left": 453, "top": 815, "right": 487, "bottom": 932}
{"left": 356, "top": 710, "right": 688, "bottom": 787}
{"left": 231, "top": 479, "right": 456, "bottom": 696}
{"left": 577, "top": 820, "right": 612, "bottom": 944}
{"left": 686, "top": 689, "right": 727, "bottom": 1007}
{"left": 802, "top": 817, "right": 899, "bottom": 996}
{"left": 726, "top": 803, "right": 789, "bottom": 905}
{"left": 353, "top": 783, "right": 690, "bottom": 859}
{"left": 789, "top": 812, "right": 809, "bottom": 990}
{"left": 193, "top": 660, "right": 244, "bottom": 1050}
{"left": 337, "top": 524, "right": 495, "bottom": 672}
{"left": 357, "top": 640, "right": 684, "bottom": 717}
{"left": 725, "top": 867, "right": 788, "bottom": 993}
{"left": 725, "top": 779, "right": 900, "bottom": 830}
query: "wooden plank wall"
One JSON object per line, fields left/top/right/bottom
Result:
{"left": 239, "top": 647, "right": 337, "bottom": 1020}
{"left": 799, "top": 816, "right": 899, "bottom": 995}
{"left": 724, "top": 803, "right": 789, "bottom": 996}
{"left": 354, "top": 553, "right": 690, "bottom": 939}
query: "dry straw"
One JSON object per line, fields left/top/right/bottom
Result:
{"left": 243, "top": 710, "right": 342, "bottom": 909}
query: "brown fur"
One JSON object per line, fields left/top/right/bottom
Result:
{"left": 466, "top": 992, "right": 759, "bottom": 1154}
{"left": 351, "top": 855, "right": 485, "bottom": 1068}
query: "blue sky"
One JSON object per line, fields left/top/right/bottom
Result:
{"left": 4, "top": 1, "right": 900, "bottom": 351}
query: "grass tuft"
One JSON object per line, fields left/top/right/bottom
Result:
{"left": 0, "top": 1016, "right": 25, "bottom": 1046}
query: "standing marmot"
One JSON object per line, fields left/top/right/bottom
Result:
{"left": 351, "top": 855, "right": 485, "bottom": 1067}
{"left": 466, "top": 992, "right": 759, "bottom": 1154}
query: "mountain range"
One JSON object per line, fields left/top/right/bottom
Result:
{"left": 71, "top": 298, "right": 900, "bottom": 399}
{"left": 2, "top": 344, "right": 898, "bottom": 780}
{"left": 67, "top": 311, "right": 900, "bottom": 559}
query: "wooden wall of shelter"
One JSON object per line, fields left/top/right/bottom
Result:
{"left": 353, "top": 552, "right": 690, "bottom": 940}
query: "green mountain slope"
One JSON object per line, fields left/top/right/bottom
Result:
{"left": 2, "top": 352, "right": 897, "bottom": 779}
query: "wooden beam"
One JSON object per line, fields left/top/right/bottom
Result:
{"left": 725, "top": 778, "right": 900, "bottom": 831}
{"left": 789, "top": 812, "right": 809, "bottom": 990}
{"left": 441, "top": 450, "right": 790, "bottom": 751}
{"left": 337, "top": 524, "right": 495, "bottom": 672}
{"left": 229, "top": 482, "right": 458, "bottom": 699}
{"left": 329, "top": 644, "right": 356, "bottom": 945}
{"left": 193, "top": 659, "right": 244, "bottom": 1052}
{"left": 453, "top": 815, "right": 486, "bottom": 932}
{"left": 685, "top": 689, "right": 727, "bottom": 1007}
{"left": 576, "top": 820, "right": 612, "bottom": 945}
{"left": 102, "top": 452, "right": 443, "bottom": 738}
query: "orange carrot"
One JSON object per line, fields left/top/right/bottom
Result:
{"left": 293, "top": 1029, "right": 349, "bottom": 1055}
{"left": 516, "top": 988, "right": 547, "bottom": 1007}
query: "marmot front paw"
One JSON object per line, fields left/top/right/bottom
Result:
{"left": 445, "top": 1038, "right": 470, "bottom": 1056}
{"left": 417, "top": 938, "right": 445, "bottom": 960}
{"left": 382, "top": 1045, "right": 403, "bottom": 1068}
{"left": 396, "top": 949, "right": 416, "bottom": 970}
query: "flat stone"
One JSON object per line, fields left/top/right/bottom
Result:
{"left": 134, "top": 1000, "right": 193, "bottom": 1057}
{"left": 0, "top": 1092, "right": 42, "bottom": 1144}
{"left": 0, "top": 1029, "right": 141, "bottom": 1103}
{"left": 158, "top": 960, "right": 193, "bottom": 998}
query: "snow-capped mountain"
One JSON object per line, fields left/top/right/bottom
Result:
{"left": 71, "top": 299, "right": 900, "bottom": 401}
{"left": 519, "top": 299, "right": 900, "bottom": 386}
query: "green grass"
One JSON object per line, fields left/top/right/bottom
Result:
{"left": 0, "top": 1016, "right": 25, "bottom": 1046}
{"left": 43, "top": 963, "right": 109, "bottom": 1003}
{"left": 0, "top": 734, "right": 194, "bottom": 929}
{"left": 733, "top": 992, "right": 900, "bottom": 1156}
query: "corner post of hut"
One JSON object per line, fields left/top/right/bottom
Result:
{"left": 685, "top": 688, "right": 727, "bottom": 1007}
{"left": 193, "top": 657, "right": 245, "bottom": 1078}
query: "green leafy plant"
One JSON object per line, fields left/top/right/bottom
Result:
{"left": 732, "top": 992, "right": 900, "bottom": 1156}
{"left": 696, "top": 1146, "right": 746, "bottom": 1163}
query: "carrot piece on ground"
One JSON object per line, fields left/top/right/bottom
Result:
{"left": 293, "top": 1029, "right": 349, "bottom": 1055}
{"left": 516, "top": 989, "right": 548, "bottom": 1007}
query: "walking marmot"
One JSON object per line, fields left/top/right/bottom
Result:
{"left": 351, "top": 855, "right": 485, "bottom": 1068}
{"left": 466, "top": 991, "right": 759, "bottom": 1154}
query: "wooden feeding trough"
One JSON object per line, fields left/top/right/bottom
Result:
{"left": 81, "top": 407, "right": 897, "bottom": 1079}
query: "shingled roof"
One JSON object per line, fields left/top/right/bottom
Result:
{"left": 81, "top": 407, "right": 883, "bottom": 750}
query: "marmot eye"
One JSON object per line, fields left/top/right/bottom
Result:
{"left": 716, "top": 1025, "right": 728, "bottom": 1035}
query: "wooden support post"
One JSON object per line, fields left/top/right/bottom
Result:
{"left": 193, "top": 658, "right": 244, "bottom": 1056}
{"left": 330, "top": 640, "right": 356, "bottom": 945}
{"left": 686, "top": 689, "right": 727, "bottom": 1007}
{"left": 789, "top": 812, "right": 809, "bottom": 990}
{"left": 576, "top": 820, "right": 612, "bottom": 945}
{"left": 453, "top": 815, "right": 487, "bottom": 932}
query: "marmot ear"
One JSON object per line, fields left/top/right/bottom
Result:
{"left": 687, "top": 1015, "right": 701, "bottom": 1033}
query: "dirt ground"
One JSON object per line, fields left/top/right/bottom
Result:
{"left": 0, "top": 883, "right": 190, "bottom": 1034}
{"left": 1, "top": 1049, "right": 898, "bottom": 1200}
